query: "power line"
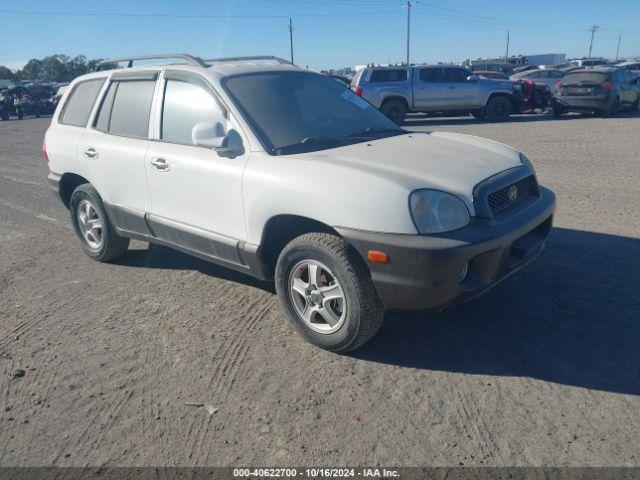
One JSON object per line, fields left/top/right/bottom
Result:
{"left": 0, "top": 8, "right": 399, "bottom": 18}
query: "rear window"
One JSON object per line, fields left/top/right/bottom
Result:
{"left": 563, "top": 72, "right": 610, "bottom": 85}
{"left": 59, "top": 79, "right": 105, "bottom": 127}
{"left": 369, "top": 69, "right": 408, "bottom": 83}
{"left": 94, "top": 79, "right": 156, "bottom": 139}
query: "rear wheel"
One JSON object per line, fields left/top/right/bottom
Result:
{"left": 485, "top": 96, "right": 512, "bottom": 121}
{"left": 603, "top": 97, "right": 620, "bottom": 117}
{"left": 380, "top": 99, "right": 407, "bottom": 125}
{"left": 70, "top": 184, "right": 129, "bottom": 262}
{"left": 631, "top": 97, "right": 639, "bottom": 112}
{"left": 275, "top": 233, "right": 385, "bottom": 353}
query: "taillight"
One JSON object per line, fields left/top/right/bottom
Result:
{"left": 555, "top": 82, "right": 563, "bottom": 89}
{"left": 42, "top": 139, "right": 49, "bottom": 162}
{"left": 354, "top": 87, "right": 363, "bottom": 96}
{"left": 600, "top": 82, "right": 614, "bottom": 89}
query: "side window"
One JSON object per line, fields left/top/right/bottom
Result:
{"left": 161, "top": 77, "right": 225, "bottom": 146}
{"left": 419, "top": 68, "right": 443, "bottom": 83}
{"left": 444, "top": 68, "right": 469, "bottom": 82}
{"left": 95, "top": 79, "right": 156, "bottom": 139}
{"left": 60, "top": 79, "right": 105, "bottom": 127}
{"left": 369, "top": 69, "right": 408, "bottom": 83}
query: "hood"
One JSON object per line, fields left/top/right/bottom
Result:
{"left": 303, "top": 131, "right": 522, "bottom": 204}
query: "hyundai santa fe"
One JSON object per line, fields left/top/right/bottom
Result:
{"left": 44, "top": 54, "right": 556, "bottom": 352}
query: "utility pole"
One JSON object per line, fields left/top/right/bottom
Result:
{"left": 505, "top": 30, "right": 510, "bottom": 64}
{"left": 615, "top": 34, "right": 622, "bottom": 60}
{"left": 404, "top": 1, "right": 413, "bottom": 66}
{"left": 588, "top": 25, "right": 599, "bottom": 59}
{"left": 288, "top": 18, "right": 294, "bottom": 64}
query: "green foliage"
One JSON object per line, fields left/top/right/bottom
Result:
{"left": 0, "top": 54, "right": 110, "bottom": 82}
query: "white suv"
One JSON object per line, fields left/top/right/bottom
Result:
{"left": 44, "top": 54, "right": 556, "bottom": 352}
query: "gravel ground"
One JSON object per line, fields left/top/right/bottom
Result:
{"left": 0, "top": 113, "right": 639, "bottom": 467}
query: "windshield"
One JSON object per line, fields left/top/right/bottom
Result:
{"left": 222, "top": 71, "right": 404, "bottom": 155}
{"left": 563, "top": 72, "right": 609, "bottom": 85}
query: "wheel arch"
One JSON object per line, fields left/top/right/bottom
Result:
{"left": 59, "top": 172, "right": 91, "bottom": 208}
{"left": 257, "top": 214, "right": 342, "bottom": 277}
{"left": 380, "top": 95, "right": 410, "bottom": 110}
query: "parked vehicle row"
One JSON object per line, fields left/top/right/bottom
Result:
{"left": 348, "top": 63, "right": 639, "bottom": 122}
{"left": 0, "top": 84, "right": 65, "bottom": 120}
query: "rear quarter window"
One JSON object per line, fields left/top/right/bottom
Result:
{"left": 369, "top": 69, "right": 408, "bottom": 83}
{"left": 59, "top": 79, "right": 105, "bottom": 127}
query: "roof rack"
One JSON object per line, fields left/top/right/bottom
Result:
{"left": 205, "top": 55, "right": 292, "bottom": 65}
{"left": 97, "top": 54, "right": 207, "bottom": 69}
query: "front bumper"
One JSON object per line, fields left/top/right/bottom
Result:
{"left": 337, "top": 186, "right": 556, "bottom": 311}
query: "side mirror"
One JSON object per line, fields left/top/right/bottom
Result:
{"left": 467, "top": 75, "right": 480, "bottom": 82}
{"left": 192, "top": 120, "right": 229, "bottom": 150}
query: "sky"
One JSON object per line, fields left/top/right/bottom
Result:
{"left": 1, "top": 0, "right": 639, "bottom": 71}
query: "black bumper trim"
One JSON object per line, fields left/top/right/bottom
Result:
{"left": 47, "top": 172, "right": 61, "bottom": 195}
{"left": 337, "top": 187, "right": 556, "bottom": 311}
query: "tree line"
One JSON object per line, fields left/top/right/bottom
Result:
{"left": 0, "top": 54, "right": 115, "bottom": 83}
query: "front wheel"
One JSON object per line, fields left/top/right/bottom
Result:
{"left": 70, "top": 184, "right": 129, "bottom": 262}
{"left": 485, "top": 96, "right": 512, "bottom": 121}
{"left": 275, "top": 233, "right": 385, "bottom": 353}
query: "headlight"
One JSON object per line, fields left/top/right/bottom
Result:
{"left": 409, "top": 190, "right": 470, "bottom": 234}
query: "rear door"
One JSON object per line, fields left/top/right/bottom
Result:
{"left": 144, "top": 70, "right": 248, "bottom": 264}
{"left": 77, "top": 71, "right": 157, "bottom": 234}
{"left": 443, "top": 67, "right": 481, "bottom": 108}
{"left": 413, "top": 68, "right": 447, "bottom": 109}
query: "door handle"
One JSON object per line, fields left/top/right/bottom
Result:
{"left": 84, "top": 147, "right": 98, "bottom": 159}
{"left": 150, "top": 157, "right": 170, "bottom": 171}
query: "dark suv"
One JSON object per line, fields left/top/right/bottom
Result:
{"left": 555, "top": 66, "right": 639, "bottom": 116}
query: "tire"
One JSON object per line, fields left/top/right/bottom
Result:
{"left": 0, "top": 112, "right": 8, "bottom": 121}
{"left": 631, "top": 97, "right": 639, "bottom": 112}
{"left": 69, "top": 184, "right": 129, "bottom": 262}
{"left": 603, "top": 97, "right": 620, "bottom": 117}
{"left": 17, "top": 109, "right": 24, "bottom": 120}
{"left": 552, "top": 105, "right": 565, "bottom": 117}
{"left": 484, "top": 95, "right": 512, "bottom": 121}
{"left": 380, "top": 99, "right": 407, "bottom": 125}
{"left": 275, "top": 232, "right": 385, "bottom": 353}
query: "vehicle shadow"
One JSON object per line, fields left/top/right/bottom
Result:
{"left": 115, "top": 243, "right": 275, "bottom": 294}
{"left": 354, "top": 227, "right": 640, "bottom": 396}
{"left": 403, "top": 110, "right": 640, "bottom": 127}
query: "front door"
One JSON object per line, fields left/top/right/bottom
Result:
{"left": 443, "top": 67, "right": 482, "bottom": 108}
{"left": 145, "top": 71, "right": 248, "bottom": 264}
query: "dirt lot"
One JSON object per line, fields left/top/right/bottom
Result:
{"left": 1, "top": 113, "right": 639, "bottom": 467}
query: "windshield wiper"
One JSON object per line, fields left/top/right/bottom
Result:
{"left": 274, "top": 136, "right": 350, "bottom": 155}
{"left": 344, "top": 127, "right": 404, "bottom": 139}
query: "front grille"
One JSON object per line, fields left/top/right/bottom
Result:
{"left": 487, "top": 176, "right": 534, "bottom": 214}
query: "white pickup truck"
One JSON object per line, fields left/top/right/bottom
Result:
{"left": 44, "top": 54, "right": 555, "bottom": 352}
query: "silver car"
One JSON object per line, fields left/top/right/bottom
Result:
{"left": 510, "top": 69, "right": 565, "bottom": 95}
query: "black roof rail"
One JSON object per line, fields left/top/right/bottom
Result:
{"left": 96, "top": 54, "right": 207, "bottom": 69}
{"left": 205, "top": 55, "right": 292, "bottom": 65}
